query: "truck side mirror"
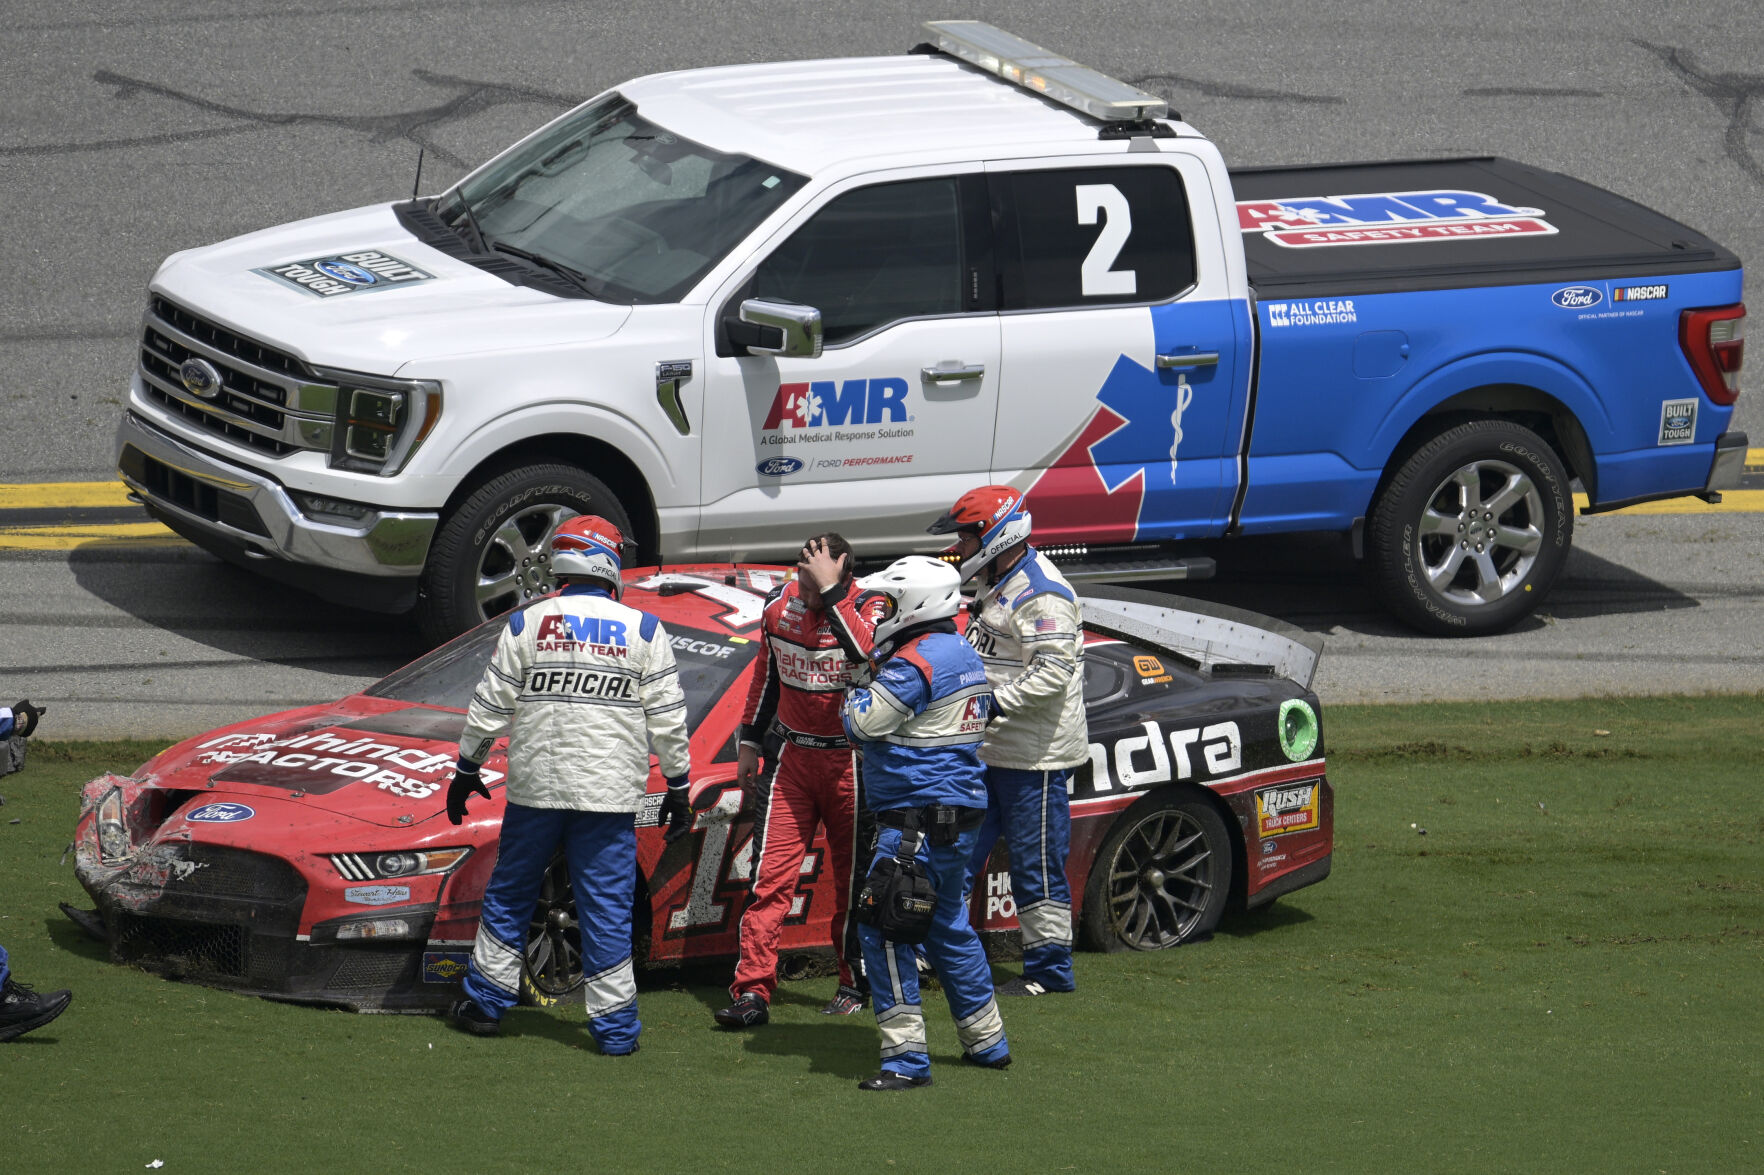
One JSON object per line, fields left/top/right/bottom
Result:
{"left": 737, "top": 298, "right": 823, "bottom": 359}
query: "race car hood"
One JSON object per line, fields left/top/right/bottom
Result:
{"left": 128, "top": 697, "right": 491, "bottom": 829}
{"left": 150, "top": 202, "right": 631, "bottom": 374}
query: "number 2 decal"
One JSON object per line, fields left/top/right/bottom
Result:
{"left": 1075, "top": 184, "right": 1137, "bottom": 297}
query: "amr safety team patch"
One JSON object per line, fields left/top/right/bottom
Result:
{"left": 254, "top": 250, "right": 435, "bottom": 298}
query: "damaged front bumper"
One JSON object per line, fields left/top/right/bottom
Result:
{"left": 73, "top": 774, "right": 449, "bottom": 1012}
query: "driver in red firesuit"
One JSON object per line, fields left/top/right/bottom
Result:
{"left": 714, "top": 534, "right": 890, "bottom": 1028}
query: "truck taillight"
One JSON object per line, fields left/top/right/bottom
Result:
{"left": 1679, "top": 303, "right": 1745, "bottom": 406}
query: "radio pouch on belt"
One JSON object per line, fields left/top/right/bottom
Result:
{"left": 855, "top": 828, "right": 938, "bottom": 944}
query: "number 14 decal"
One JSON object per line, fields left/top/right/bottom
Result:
{"left": 1077, "top": 184, "right": 1137, "bottom": 298}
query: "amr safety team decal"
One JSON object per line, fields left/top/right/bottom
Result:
{"left": 757, "top": 378, "right": 916, "bottom": 474}
{"left": 1238, "top": 189, "right": 1556, "bottom": 249}
{"left": 194, "top": 731, "right": 503, "bottom": 800}
{"left": 254, "top": 250, "right": 435, "bottom": 298}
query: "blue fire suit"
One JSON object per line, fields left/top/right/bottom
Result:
{"left": 0, "top": 943, "right": 10, "bottom": 988}
{"left": 454, "top": 584, "right": 691, "bottom": 1055}
{"left": 843, "top": 623, "right": 1009, "bottom": 1079}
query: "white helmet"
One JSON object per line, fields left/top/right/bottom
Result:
{"left": 858, "top": 556, "right": 963, "bottom": 646}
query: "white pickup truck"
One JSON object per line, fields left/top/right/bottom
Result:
{"left": 120, "top": 22, "right": 1746, "bottom": 641}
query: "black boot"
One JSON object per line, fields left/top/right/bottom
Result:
{"left": 714, "top": 992, "right": 770, "bottom": 1029}
{"left": 0, "top": 979, "right": 73, "bottom": 1042}
{"left": 447, "top": 996, "right": 501, "bottom": 1037}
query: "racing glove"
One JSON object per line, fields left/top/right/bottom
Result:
{"left": 658, "top": 782, "right": 693, "bottom": 843}
{"left": 10, "top": 700, "right": 44, "bottom": 739}
{"left": 446, "top": 765, "right": 491, "bottom": 826}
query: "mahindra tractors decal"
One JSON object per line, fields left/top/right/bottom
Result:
{"left": 1237, "top": 188, "right": 1557, "bottom": 248}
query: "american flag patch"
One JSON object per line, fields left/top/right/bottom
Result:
{"left": 1033, "top": 618, "right": 1058, "bottom": 633}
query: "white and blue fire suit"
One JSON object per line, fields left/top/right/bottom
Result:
{"left": 843, "top": 623, "right": 1009, "bottom": 1079}
{"left": 963, "top": 549, "right": 1088, "bottom": 992}
{"left": 455, "top": 584, "right": 691, "bottom": 1055}
{"left": 0, "top": 943, "right": 10, "bottom": 988}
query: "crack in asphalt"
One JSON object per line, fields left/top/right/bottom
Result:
{"left": 1462, "top": 87, "right": 1604, "bottom": 98}
{"left": 1128, "top": 72, "right": 1344, "bottom": 109}
{"left": 3, "top": 68, "right": 583, "bottom": 168}
{"left": 1636, "top": 41, "right": 1764, "bottom": 186}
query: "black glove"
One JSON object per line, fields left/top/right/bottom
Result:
{"left": 10, "top": 700, "right": 44, "bottom": 739}
{"left": 446, "top": 767, "right": 490, "bottom": 826}
{"left": 658, "top": 786, "right": 692, "bottom": 843}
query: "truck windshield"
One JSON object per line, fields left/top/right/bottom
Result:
{"left": 436, "top": 95, "right": 806, "bottom": 305}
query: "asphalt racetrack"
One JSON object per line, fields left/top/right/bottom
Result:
{"left": 3, "top": 1, "right": 1761, "bottom": 736}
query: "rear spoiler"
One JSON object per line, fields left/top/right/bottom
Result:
{"left": 1076, "top": 584, "right": 1324, "bottom": 690}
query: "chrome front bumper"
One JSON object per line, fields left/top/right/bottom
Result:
{"left": 116, "top": 411, "right": 437, "bottom": 578}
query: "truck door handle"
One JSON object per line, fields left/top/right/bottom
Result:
{"left": 920, "top": 363, "right": 986, "bottom": 383}
{"left": 1155, "top": 351, "right": 1220, "bottom": 369}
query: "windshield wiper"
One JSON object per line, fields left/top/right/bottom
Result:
{"left": 485, "top": 239, "right": 601, "bottom": 299}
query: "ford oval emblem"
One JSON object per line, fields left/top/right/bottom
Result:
{"left": 756, "top": 456, "right": 804, "bottom": 477}
{"left": 1551, "top": 285, "right": 1603, "bottom": 309}
{"left": 186, "top": 802, "right": 254, "bottom": 823}
{"left": 314, "top": 259, "right": 377, "bottom": 285}
{"left": 178, "top": 357, "right": 224, "bottom": 399}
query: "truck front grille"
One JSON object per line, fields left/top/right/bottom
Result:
{"left": 138, "top": 296, "right": 338, "bottom": 458}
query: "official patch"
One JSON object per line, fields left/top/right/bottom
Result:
{"left": 1658, "top": 398, "right": 1697, "bottom": 445}
{"left": 254, "top": 250, "right": 435, "bottom": 298}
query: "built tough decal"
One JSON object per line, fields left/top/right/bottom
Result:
{"left": 1658, "top": 398, "right": 1697, "bottom": 446}
{"left": 1238, "top": 189, "right": 1557, "bottom": 249}
{"left": 254, "top": 250, "right": 435, "bottom": 298}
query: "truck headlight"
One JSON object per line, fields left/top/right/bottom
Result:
{"left": 314, "top": 371, "right": 443, "bottom": 476}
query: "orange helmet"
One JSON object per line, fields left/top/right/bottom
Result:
{"left": 928, "top": 485, "right": 1031, "bottom": 583}
{"left": 549, "top": 515, "right": 628, "bottom": 594}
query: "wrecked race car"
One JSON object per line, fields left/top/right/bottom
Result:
{"left": 69, "top": 568, "right": 1333, "bottom": 1012}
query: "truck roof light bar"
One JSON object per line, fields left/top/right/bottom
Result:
{"left": 920, "top": 20, "right": 1170, "bottom": 126}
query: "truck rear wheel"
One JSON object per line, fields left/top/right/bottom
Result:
{"left": 1368, "top": 419, "right": 1571, "bottom": 636}
{"left": 415, "top": 463, "right": 633, "bottom": 646}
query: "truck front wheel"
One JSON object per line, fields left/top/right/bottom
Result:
{"left": 1368, "top": 419, "right": 1572, "bottom": 636}
{"left": 415, "top": 464, "right": 633, "bottom": 646}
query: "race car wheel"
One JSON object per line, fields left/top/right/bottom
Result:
{"left": 415, "top": 463, "right": 632, "bottom": 646}
{"left": 519, "top": 853, "right": 585, "bottom": 1006}
{"left": 1081, "top": 792, "right": 1231, "bottom": 952}
{"left": 1367, "top": 419, "right": 1571, "bottom": 636}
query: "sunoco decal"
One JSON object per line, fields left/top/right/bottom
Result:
{"left": 423, "top": 952, "right": 471, "bottom": 983}
{"left": 1238, "top": 189, "right": 1556, "bottom": 249}
{"left": 254, "top": 250, "right": 435, "bottom": 298}
{"left": 1256, "top": 783, "right": 1320, "bottom": 837}
{"left": 1658, "top": 399, "right": 1697, "bottom": 446}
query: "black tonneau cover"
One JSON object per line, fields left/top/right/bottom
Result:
{"left": 1231, "top": 156, "right": 1739, "bottom": 297}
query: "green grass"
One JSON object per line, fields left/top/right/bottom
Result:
{"left": 2, "top": 699, "right": 1760, "bottom": 1173}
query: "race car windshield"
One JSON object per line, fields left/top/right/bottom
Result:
{"left": 436, "top": 95, "right": 806, "bottom": 305}
{"left": 363, "top": 605, "right": 756, "bottom": 733}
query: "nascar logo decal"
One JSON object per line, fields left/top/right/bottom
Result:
{"left": 1237, "top": 189, "right": 1557, "bottom": 249}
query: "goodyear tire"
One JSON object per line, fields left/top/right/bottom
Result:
{"left": 1081, "top": 792, "right": 1232, "bottom": 952}
{"left": 519, "top": 853, "right": 585, "bottom": 1007}
{"left": 1367, "top": 420, "right": 1571, "bottom": 637}
{"left": 415, "top": 463, "right": 632, "bottom": 646}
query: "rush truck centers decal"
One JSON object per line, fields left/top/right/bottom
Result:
{"left": 1237, "top": 189, "right": 1557, "bottom": 249}
{"left": 1256, "top": 783, "right": 1320, "bottom": 837}
{"left": 255, "top": 250, "right": 435, "bottom": 298}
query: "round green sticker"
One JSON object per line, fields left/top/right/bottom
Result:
{"left": 1278, "top": 699, "right": 1319, "bottom": 762}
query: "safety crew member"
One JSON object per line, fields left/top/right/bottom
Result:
{"left": 930, "top": 487, "right": 1088, "bottom": 996}
{"left": 445, "top": 516, "right": 694, "bottom": 1055}
{"left": 0, "top": 701, "right": 71, "bottom": 1044}
{"left": 716, "top": 534, "right": 890, "bottom": 1028}
{"left": 842, "top": 556, "right": 1010, "bottom": 1090}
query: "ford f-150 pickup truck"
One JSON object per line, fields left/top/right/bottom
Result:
{"left": 118, "top": 21, "right": 1747, "bottom": 641}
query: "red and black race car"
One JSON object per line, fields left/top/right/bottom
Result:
{"left": 69, "top": 567, "right": 1332, "bottom": 1011}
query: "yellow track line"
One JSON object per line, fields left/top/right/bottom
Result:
{"left": 0, "top": 522, "right": 186, "bottom": 550}
{"left": 0, "top": 480, "right": 135, "bottom": 509}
